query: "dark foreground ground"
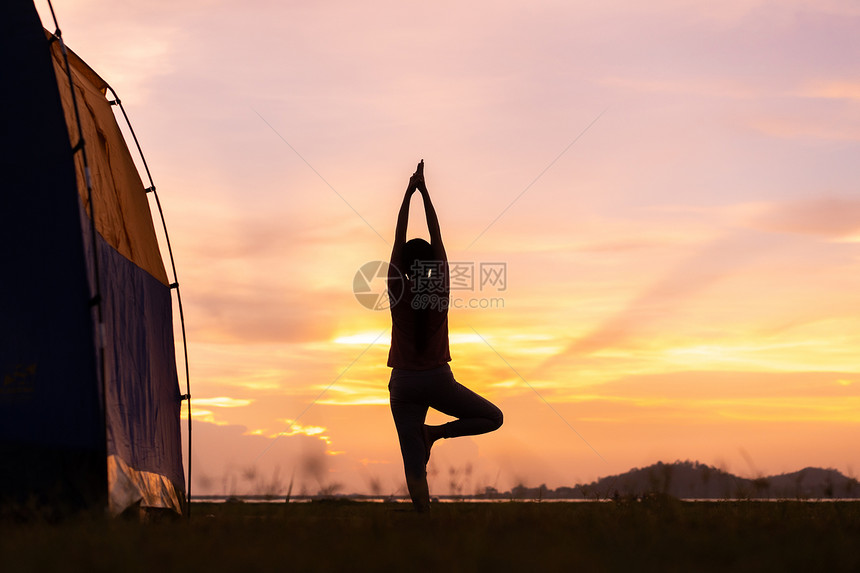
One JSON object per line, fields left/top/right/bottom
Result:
{"left": 3, "top": 500, "right": 860, "bottom": 572}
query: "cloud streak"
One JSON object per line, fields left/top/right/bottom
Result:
{"left": 751, "top": 196, "right": 860, "bottom": 238}
{"left": 540, "top": 232, "right": 775, "bottom": 371}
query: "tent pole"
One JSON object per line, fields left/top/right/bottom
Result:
{"left": 107, "top": 88, "right": 193, "bottom": 520}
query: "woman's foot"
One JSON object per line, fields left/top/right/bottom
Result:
{"left": 422, "top": 424, "right": 443, "bottom": 463}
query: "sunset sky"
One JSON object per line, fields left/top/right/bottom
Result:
{"left": 36, "top": 0, "right": 860, "bottom": 496}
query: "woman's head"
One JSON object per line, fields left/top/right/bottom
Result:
{"left": 402, "top": 238, "right": 434, "bottom": 280}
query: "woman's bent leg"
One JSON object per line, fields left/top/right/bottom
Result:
{"left": 430, "top": 372, "right": 503, "bottom": 439}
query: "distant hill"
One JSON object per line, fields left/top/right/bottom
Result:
{"left": 764, "top": 467, "right": 860, "bottom": 499}
{"left": 481, "top": 461, "right": 860, "bottom": 500}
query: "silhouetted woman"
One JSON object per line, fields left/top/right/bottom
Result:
{"left": 387, "top": 160, "right": 503, "bottom": 512}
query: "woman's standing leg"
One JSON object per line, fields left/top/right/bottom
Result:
{"left": 389, "top": 376, "right": 431, "bottom": 512}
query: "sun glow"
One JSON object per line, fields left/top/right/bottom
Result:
{"left": 193, "top": 397, "right": 254, "bottom": 408}
{"left": 333, "top": 332, "right": 390, "bottom": 345}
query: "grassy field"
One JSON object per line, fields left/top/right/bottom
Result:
{"left": 3, "top": 499, "right": 860, "bottom": 572}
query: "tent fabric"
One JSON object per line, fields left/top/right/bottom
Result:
{"left": 1, "top": 0, "right": 185, "bottom": 516}
{"left": 57, "top": 40, "right": 186, "bottom": 513}
{"left": 49, "top": 37, "right": 170, "bottom": 286}
{"left": 108, "top": 455, "right": 183, "bottom": 515}
{"left": 0, "top": 0, "right": 106, "bottom": 512}
{"left": 97, "top": 232, "right": 185, "bottom": 513}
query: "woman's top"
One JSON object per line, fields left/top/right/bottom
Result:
{"left": 386, "top": 257, "right": 451, "bottom": 370}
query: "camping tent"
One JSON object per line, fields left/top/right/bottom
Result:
{"left": 0, "top": 0, "right": 187, "bottom": 516}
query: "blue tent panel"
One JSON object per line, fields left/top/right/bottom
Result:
{"left": 99, "top": 235, "right": 185, "bottom": 511}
